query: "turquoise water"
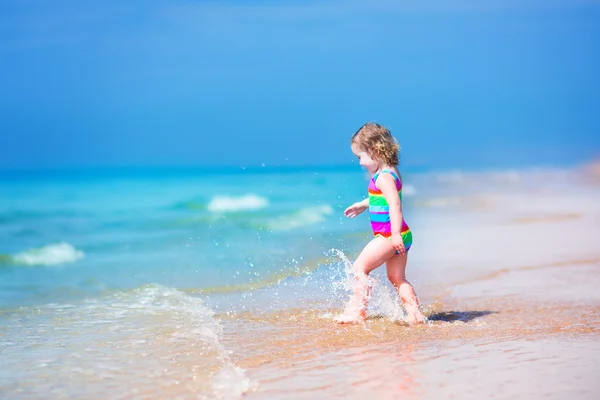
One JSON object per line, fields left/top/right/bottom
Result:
{"left": 0, "top": 167, "right": 395, "bottom": 309}
{"left": 0, "top": 166, "right": 413, "bottom": 397}
{"left": 0, "top": 165, "right": 566, "bottom": 310}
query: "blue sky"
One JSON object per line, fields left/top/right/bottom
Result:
{"left": 1, "top": 0, "right": 599, "bottom": 169}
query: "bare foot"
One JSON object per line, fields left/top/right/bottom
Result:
{"left": 405, "top": 304, "right": 425, "bottom": 324}
{"left": 335, "top": 290, "right": 369, "bottom": 325}
{"left": 334, "top": 313, "right": 366, "bottom": 324}
{"left": 333, "top": 301, "right": 367, "bottom": 324}
{"left": 398, "top": 284, "right": 425, "bottom": 324}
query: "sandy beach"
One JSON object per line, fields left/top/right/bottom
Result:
{"left": 217, "top": 167, "right": 600, "bottom": 399}
{"left": 1, "top": 166, "right": 598, "bottom": 400}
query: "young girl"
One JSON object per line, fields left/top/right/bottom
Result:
{"left": 335, "top": 123, "right": 425, "bottom": 324}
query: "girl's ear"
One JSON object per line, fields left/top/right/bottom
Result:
{"left": 371, "top": 147, "right": 382, "bottom": 162}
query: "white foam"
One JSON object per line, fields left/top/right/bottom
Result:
{"left": 207, "top": 194, "right": 269, "bottom": 212}
{"left": 211, "top": 364, "right": 253, "bottom": 398}
{"left": 0, "top": 285, "right": 251, "bottom": 399}
{"left": 266, "top": 205, "right": 333, "bottom": 230}
{"left": 12, "top": 242, "right": 84, "bottom": 266}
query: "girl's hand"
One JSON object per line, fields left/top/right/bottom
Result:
{"left": 344, "top": 201, "right": 368, "bottom": 218}
{"left": 391, "top": 233, "right": 406, "bottom": 255}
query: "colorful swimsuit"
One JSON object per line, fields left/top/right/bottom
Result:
{"left": 368, "top": 169, "right": 413, "bottom": 252}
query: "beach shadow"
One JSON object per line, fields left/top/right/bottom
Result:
{"left": 427, "top": 310, "right": 496, "bottom": 323}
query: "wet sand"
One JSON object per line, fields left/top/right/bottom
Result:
{"left": 218, "top": 180, "right": 600, "bottom": 399}
{"left": 219, "top": 259, "right": 599, "bottom": 399}
{"left": 213, "top": 264, "right": 599, "bottom": 398}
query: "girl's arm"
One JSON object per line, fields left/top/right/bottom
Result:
{"left": 344, "top": 198, "right": 369, "bottom": 218}
{"left": 376, "top": 173, "right": 405, "bottom": 253}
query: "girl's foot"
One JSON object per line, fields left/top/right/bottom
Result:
{"left": 334, "top": 307, "right": 367, "bottom": 324}
{"left": 334, "top": 312, "right": 366, "bottom": 324}
{"left": 398, "top": 284, "right": 425, "bottom": 324}
{"left": 404, "top": 304, "right": 425, "bottom": 324}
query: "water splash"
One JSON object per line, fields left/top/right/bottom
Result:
{"left": 326, "top": 248, "right": 407, "bottom": 322}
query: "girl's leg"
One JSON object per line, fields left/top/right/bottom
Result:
{"left": 386, "top": 254, "right": 425, "bottom": 324}
{"left": 335, "top": 238, "right": 396, "bottom": 324}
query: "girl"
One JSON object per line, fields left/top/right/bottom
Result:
{"left": 335, "top": 123, "right": 425, "bottom": 324}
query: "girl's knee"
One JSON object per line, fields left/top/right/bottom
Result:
{"left": 354, "top": 271, "right": 373, "bottom": 295}
{"left": 353, "top": 261, "right": 371, "bottom": 277}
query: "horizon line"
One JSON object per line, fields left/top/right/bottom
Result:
{"left": 0, "top": 158, "right": 595, "bottom": 176}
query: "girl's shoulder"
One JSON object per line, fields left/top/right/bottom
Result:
{"left": 372, "top": 168, "right": 402, "bottom": 193}
{"left": 373, "top": 167, "right": 401, "bottom": 182}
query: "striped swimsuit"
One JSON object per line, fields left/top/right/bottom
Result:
{"left": 368, "top": 169, "right": 413, "bottom": 252}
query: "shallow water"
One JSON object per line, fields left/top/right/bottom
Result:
{"left": 1, "top": 165, "right": 599, "bottom": 398}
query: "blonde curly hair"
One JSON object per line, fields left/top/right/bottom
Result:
{"left": 351, "top": 123, "right": 400, "bottom": 166}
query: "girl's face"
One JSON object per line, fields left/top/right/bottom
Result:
{"left": 351, "top": 142, "right": 379, "bottom": 174}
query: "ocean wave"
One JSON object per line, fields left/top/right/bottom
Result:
{"left": 208, "top": 194, "right": 269, "bottom": 213}
{"left": 0, "top": 284, "right": 251, "bottom": 399}
{"left": 265, "top": 205, "right": 333, "bottom": 231}
{"left": 6, "top": 242, "right": 85, "bottom": 266}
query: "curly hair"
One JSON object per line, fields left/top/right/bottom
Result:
{"left": 351, "top": 123, "right": 400, "bottom": 166}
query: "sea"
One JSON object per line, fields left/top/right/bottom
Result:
{"left": 1, "top": 164, "right": 599, "bottom": 399}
